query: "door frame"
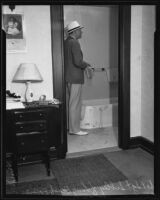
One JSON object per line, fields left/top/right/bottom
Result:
{"left": 118, "top": 5, "right": 131, "bottom": 149}
{"left": 50, "top": 5, "right": 131, "bottom": 153}
{"left": 50, "top": 5, "right": 67, "bottom": 156}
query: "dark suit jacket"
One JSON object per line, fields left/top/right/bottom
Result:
{"left": 64, "top": 36, "right": 89, "bottom": 84}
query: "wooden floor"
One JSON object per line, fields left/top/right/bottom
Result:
{"left": 7, "top": 147, "right": 154, "bottom": 195}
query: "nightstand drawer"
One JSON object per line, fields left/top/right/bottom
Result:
{"left": 17, "top": 132, "right": 48, "bottom": 153}
{"left": 13, "top": 110, "right": 47, "bottom": 122}
{"left": 15, "top": 121, "right": 46, "bottom": 133}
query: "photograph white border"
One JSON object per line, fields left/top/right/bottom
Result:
{"left": 2, "top": 11, "right": 27, "bottom": 53}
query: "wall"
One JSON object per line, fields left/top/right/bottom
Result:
{"left": 130, "top": 6, "right": 155, "bottom": 142}
{"left": 4, "top": 5, "right": 53, "bottom": 100}
{"left": 130, "top": 6, "right": 143, "bottom": 137}
{"left": 63, "top": 5, "right": 118, "bottom": 100}
{"left": 141, "top": 6, "right": 155, "bottom": 142}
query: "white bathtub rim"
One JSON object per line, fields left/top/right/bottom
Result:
{"left": 80, "top": 98, "right": 118, "bottom": 129}
{"left": 82, "top": 97, "right": 118, "bottom": 106}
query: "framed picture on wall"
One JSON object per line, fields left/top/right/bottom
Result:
{"left": 2, "top": 12, "right": 27, "bottom": 53}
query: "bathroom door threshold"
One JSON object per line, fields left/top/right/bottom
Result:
{"left": 66, "top": 146, "right": 121, "bottom": 159}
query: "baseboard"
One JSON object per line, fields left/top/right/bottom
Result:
{"left": 129, "top": 136, "right": 154, "bottom": 155}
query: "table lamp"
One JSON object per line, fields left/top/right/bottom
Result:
{"left": 12, "top": 63, "right": 43, "bottom": 102}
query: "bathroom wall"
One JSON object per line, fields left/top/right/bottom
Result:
{"left": 130, "top": 6, "right": 155, "bottom": 142}
{"left": 4, "top": 5, "right": 53, "bottom": 100}
{"left": 63, "top": 5, "right": 118, "bottom": 101}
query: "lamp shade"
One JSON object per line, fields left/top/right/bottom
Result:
{"left": 12, "top": 63, "right": 43, "bottom": 83}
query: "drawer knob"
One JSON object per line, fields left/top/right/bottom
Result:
{"left": 20, "top": 155, "right": 26, "bottom": 160}
{"left": 20, "top": 126, "right": 23, "bottom": 129}
{"left": 39, "top": 113, "right": 43, "bottom": 116}
{"left": 19, "top": 115, "right": 23, "bottom": 118}
{"left": 21, "top": 142, "right": 25, "bottom": 146}
{"left": 22, "top": 156, "right": 26, "bottom": 161}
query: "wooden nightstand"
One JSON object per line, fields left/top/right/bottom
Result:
{"left": 6, "top": 104, "right": 62, "bottom": 182}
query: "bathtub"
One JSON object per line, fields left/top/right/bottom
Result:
{"left": 80, "top": 98, "right": 118, "bottom": 129}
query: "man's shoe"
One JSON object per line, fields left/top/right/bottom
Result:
{"left": 69, "top": 131, "right": 88, "bottom": 136}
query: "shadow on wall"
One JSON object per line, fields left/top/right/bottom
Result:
{"left": 109, "top": 6, "right": 119, "bottom": 100}
{"left": 112, "top": 103, "right": 118, "bottom": 127}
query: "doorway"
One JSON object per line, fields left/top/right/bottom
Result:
{"left": 64, "top": 5, "right": 119, "bottom": 153}
{"left": 50, "top": 5, "right": 131, "bottom": 157}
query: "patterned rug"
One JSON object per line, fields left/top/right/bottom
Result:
{"left": 6, "top": 154, "right": 127, "bottom": 195}
{"left": 51, "top": 154, "right": 127, "bottom": 191}
{"left": 6, "top": 179, "right": 61, "bottom": 195}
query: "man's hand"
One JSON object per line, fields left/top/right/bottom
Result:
{"left": 85, "top": 65, "right": 94, "bottom": 79}
{"left": 87, "top": 65, "right": 94, "bottom": 71}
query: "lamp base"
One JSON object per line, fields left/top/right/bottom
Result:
{"left": 25, "top": 81, "right": 33, "bottom": 102}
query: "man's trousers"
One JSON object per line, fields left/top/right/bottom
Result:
{"left": 67, "top": 83, "right": 83, "bottom": 133}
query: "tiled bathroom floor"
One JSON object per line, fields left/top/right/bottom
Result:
{"left": 67, "top": 126, "right": 118, "bottom": 153}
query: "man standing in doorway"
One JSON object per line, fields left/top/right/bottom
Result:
{"left": 64, "top": 21, "right": 93, "bottom": 135}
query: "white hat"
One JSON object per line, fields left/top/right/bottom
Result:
{"left": 66, "top": 21, "right": 84, "bottom": 34}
